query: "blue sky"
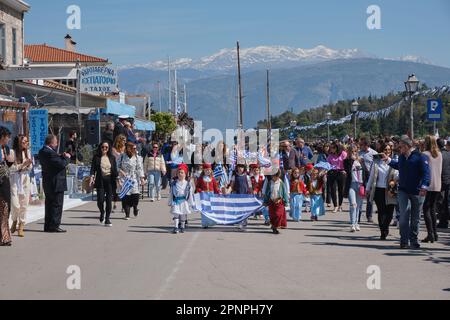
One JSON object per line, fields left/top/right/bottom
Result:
{"left": 24, "top": 0, "right": 450, "bottom": 67}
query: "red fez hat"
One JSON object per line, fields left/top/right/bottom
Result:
{"left": 249, "top": 164, "right": 259, "bottom": 169}
{"left": 305, "top": 163, "right": 314, "bottom": 171}
{"left": 177, "top": 163, "right": 189, "bottom": 174}
{"left": 202, "top": 163, "right": 212, "bottom": 169}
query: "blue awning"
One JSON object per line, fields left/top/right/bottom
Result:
{"left": 134, "top": 119, "right": 155, "bottom": 131}
{"left": 104, "top": 100, "right": 136, "bottom": 118}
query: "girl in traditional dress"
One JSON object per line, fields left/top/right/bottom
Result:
{"left": 263, "top": 170, "right": 289, "bottom": 234}
{"left": 307, "top": 168, "right": 326, "bottom": 221}
{"left": 10, "top": 135, "right": 32, "bottom": 237}
{"left": 195, "top": 163, "right": 220, "bottom": 228}
{"left": 169, "top": 164, "right": 195, "bottom": 234}
{"left": 250, "top": 164, "right": 266, "bottom": 220}
{"left": 195, "top": 163, "right": 220, "bottom": 194}
{"left": 289, "top": 167, "right": 308, "bottom": 222}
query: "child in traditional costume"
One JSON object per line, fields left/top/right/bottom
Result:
{"left": 195, "top": 163, "right": 220, "bottom": 228}
{"left": 289, "top": 167, "right": 308, "bottom": 222}
{"left": 195, "top": 163, "right": 220, "bottom": 194}
{"left": 307, "top": 168, "right": 326, "bottom": 221}
{"left": 230, "top": 164, "right": 252, "bottom": 231}
{"left": 263, "top": 170, "right": 289, "bottom": 234}
{"left": 168, "top": 164, "right": 195, "bottom": 234}
{"left": 250, "top": 164, "right": 267, "bottom": 220}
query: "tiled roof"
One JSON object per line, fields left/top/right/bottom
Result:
{"left": 25, "top": 44, "right": 108, "bottom": 63}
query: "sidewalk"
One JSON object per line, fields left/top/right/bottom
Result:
{"left": 24, "top": 194, "right": 93, "bottom": 225}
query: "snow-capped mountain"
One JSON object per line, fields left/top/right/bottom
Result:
{"left": 386, "top": 55, "right": 434, "bottom": 65}
{"left": 119, "top": 45, "right": 373, "bottom": 72}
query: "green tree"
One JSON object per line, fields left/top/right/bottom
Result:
{"left": 151, "top": 112, "right": 177, "bottom": 141}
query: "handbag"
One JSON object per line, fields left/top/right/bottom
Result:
{"left": 356, "top": 165, "right": 365, "bottom": 197}
{"left": 359, "top": 184, "right": 366, "bottom": 198}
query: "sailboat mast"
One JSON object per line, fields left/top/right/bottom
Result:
{"left": 183, "top": 84, "right": 187, "bottom": 113}
{"left": 174, "top": 69, "right": 178, "bottom": 115}
{"left": 168, "top": 57, "right": 171, "bottom": 113}
{"left": 237, "top": 41, "right": 244, "bottom": 130}
{"left": 266, "top": 69, "right": 271, "bottom": 131}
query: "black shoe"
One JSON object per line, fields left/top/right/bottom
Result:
{"left": 172, "top": 228, "right": 180, "bottom": 234}
{"left": 400, "top": 244, "right": 409, "bottom": 249}
{"left": 421, "top": 236, "right": 434, "bottom": 243}
{"left": 272, "top": 228, "right": 280, "bottom": 234}
{"left": 0, "top": 242, "right": 12, "bottom": 246}
{"left": 180, "top": 228, "right": 185, "bottom": 234}
{"left": 133, "top": 209, "right": 139, "bottom": 217}
{"left": 100, "top": 212, "right": 105, "bottom": 224}
{"left": 47, "top": 228, "right": 67, "bottom": 233}
{"left": 411, "top": 243, "right": 421, "bottom": 250}
{"left": 380, "top": 234, "right": 387, "bottom": 241}
{"left": 434, "top": 234, "right": 439, "bottom": 242}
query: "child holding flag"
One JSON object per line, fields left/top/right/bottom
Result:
{"left": 169, "top": 164, "right": 195, "bottom": 234}
{"left": 250, "top": 164, "right": 266, "bottom": 220}
{"left": 196, "top": 163, "right": 220, "bottom": 228}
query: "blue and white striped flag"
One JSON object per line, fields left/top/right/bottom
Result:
{"left": 257, "top": 152, "right": 272, "bottom": 168}
{"left": 213, "top": 164, "right": 228, "bottom": 188}
{"left": 194, "top": 193, "right": 263, "bottom": 226}
{"left": 118, "top": 177, "right": 135, "bottom": 200}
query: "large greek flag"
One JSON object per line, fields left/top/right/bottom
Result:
{"left": 194, "top": 193, "right": 264, "bottom": 225}
{"left": 118, "top": 178, "right": 135, "bottom": 199}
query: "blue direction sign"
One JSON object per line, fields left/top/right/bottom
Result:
{"left": 427, "top": 99, "right": 443, "bottom": 122}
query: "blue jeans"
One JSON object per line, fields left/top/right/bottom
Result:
{"left": 148, "top": 170, "right": 162, "bottom": 199}
{"left": 348, "top": 182, "right": 363, "bottom": 225}
{"left": 397, "top": 191, "right": 425, "bottom": 246}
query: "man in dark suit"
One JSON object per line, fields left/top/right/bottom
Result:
{"left": 38, "top": 135, "right": 71, "bottom": 233}
{"left": 280, "top": 141, "right": 300, "bottom": 173}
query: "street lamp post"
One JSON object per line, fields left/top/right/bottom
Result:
{"left": 351, "top": 100, "right": 359, "bottom": 139}
{"left": 290, "top": 120, "right": 297, "bottom": 141}
{"left": 326, "top": 112, "right": 332, "bottom": 142}
{"left": 405, "top": 74, "right": 420, "bottom": 140}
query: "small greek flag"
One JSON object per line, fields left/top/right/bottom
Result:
{"left": 257, "top": 153, "right": 272, "bottom": 168}
{"left": 213, "top": 164, "right": 228, "bottom": 188}
{"left": 118, "top": 178, "right": 135, "bottom": 199}
{"left": 194, "top": 193, "right": 264, "bottom": 226}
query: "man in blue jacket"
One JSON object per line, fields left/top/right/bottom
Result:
{"left": 384, "top": 135, "right": 430, "bottom": 249}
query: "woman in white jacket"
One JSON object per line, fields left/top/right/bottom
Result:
{"left": 366, "top": 143, "right": 399, "bottom": 240}
{"left": 117, "top": 142, "right": 145, "bottom": 220}
{"left": 10, "top": 135, "right": 32, "bottom": 237}
{"left": 143, "top": 143, "right": 166, "bottom": 202}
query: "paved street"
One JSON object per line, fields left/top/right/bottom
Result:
{"left": 0, "top": 193, "right": 449, "bottom": 300}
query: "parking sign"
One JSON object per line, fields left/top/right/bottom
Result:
{"left": 427, "top": 99, "right": 442, "bottom": 122}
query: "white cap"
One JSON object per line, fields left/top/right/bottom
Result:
{"left": 118, "top": 115, "right": 130, "bottom": 120}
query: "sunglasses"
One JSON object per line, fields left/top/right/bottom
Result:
{"left": 153, "top": 146, "right": 159, "bottom": 149}
{"left": 101, "top": 146, "right": 109, "bottom": 149}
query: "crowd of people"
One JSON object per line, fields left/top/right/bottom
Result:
{"left": 0, "top": 119, "right": 448, "bottom": 251}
